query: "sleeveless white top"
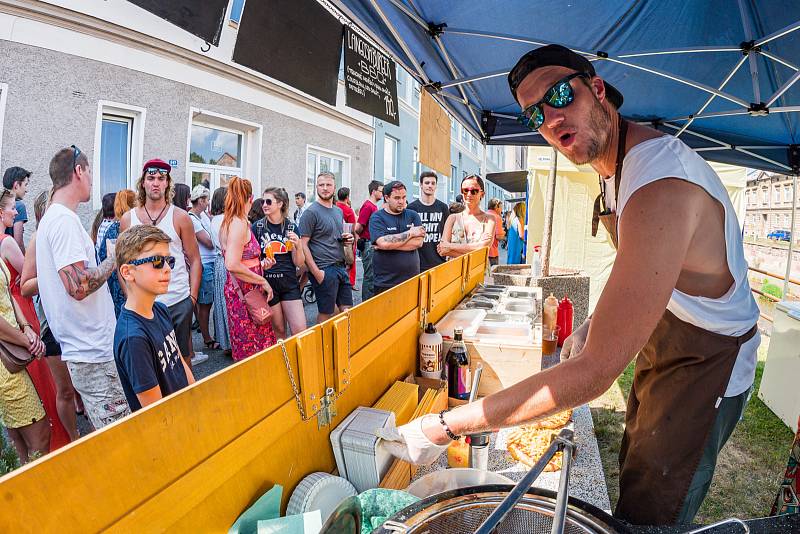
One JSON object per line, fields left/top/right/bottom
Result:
{"left": 130, "top": 204, "right": 190, "bottom": 307}
{"left": 606, "top": 135, "right": 760, "bottom": 397}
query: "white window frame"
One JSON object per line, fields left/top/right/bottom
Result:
{"left": 412, "top": 146, "right": 419, "bottom": 185}
{"left": 186, "top": 107, "right": 262, "bottom": 192}
{"left": 383, "top": 135, "right": 398, "bottom": 183}
{"left": 92, "top": 100, "right": 146, "bottom": 209}
{"left": 305, "top": 145, "right": 351, "bottom": 199}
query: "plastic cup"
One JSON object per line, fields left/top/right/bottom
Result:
{"left": 542, "top": 325, "right": 560, "bottom": 356}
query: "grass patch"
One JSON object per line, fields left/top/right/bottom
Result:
{"left": 590, "top": 338, "right": 795, "bottom": 521}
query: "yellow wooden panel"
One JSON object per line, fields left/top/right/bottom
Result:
{"left": 0, "top": 342, "right": 298, "bottom": 532}
{"left": 296, "top": 329, "right": 325, "bottom": 416}
{"left": 0, "top": 261, "right": 482, "bottom": 532}
{"left": 332, "top": 314, "right": 351, "bottom": 393}
{"left": 430, "top": 257, "right": 463, "bottom": 293}
{"left": 429, "top": 277, "right": 464, "bottom": 324}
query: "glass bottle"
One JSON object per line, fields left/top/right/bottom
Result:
{"left": 446, "top": 327, "right": 471, "bottom": 400}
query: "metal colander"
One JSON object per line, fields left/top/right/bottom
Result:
{"left": 377, "top": 487, "right": 627, "bottom": 534}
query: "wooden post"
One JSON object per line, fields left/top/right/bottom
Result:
{"left": 541, "top": 149, "right": 558, "bottom": 276}
{"left": 784, "top": 173, "right": 797, "bottom": 297}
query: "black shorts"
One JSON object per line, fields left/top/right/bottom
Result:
{"left": 266, "top": 273, "right": 302, "bottom": 306}
{"left": 167, "top": 296, "right": 193, "bottom": 359}
{"left": 42, "top": 327, "right": 62, "bottom": 357}
{"left": 309, "top": 264, "right": 353, "bottom": 315}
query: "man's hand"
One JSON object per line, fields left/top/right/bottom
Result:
{"left": 341, "top": 232, "right": 354, "bottom": 244}
{"left": 376, "top": 414, "right": 450, "bottom": 465}
{"left": 313, "top": 269, "right": 325, "bottom": 284}
{"left": 561, "top": 318, "right": 590, "bottom": 361}
{"left": 410, "top": 225, "right": 426, "bottom": 239}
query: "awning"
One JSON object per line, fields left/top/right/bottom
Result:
{"left": 486, "top": 170, "right": 528, "bottom": 193}
{"left": 334, "top": 1, "right": 800, "bottom": 174}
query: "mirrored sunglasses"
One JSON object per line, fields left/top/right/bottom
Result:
{"left": 517, "top": 72, "right": 589, "bottom": 131}
{"left": 145, "top": 167, "right": 169, "bottom": 177}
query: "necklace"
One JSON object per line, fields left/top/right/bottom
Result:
{"left": 144, "top": 203, "right": 168, "bottom": 225}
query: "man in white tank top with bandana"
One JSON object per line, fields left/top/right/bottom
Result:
{"left": 380, "top": 45, "right": 760, "bottom": 527}
{"left": 120, "top": 160, "right": 202, "bottom": 369}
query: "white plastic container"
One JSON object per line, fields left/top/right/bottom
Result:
{"left": 329, "top": 407, "right": 396, "bottom": 492}
{"left": 419, "top": 322, "right": 444, "bottom": 379}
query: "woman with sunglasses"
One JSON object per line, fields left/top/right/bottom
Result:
{"left": 437, "top": 175, "right": 496, "bottom": 259}
{"left": 219, "top": 177, "right": 276, "bottom": 361}
{"left": 253, "top": 187, "right": 306, "bottom": 339}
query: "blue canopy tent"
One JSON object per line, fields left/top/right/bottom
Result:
{"left": 333, "top": 0, "right": 800, "bottom": 175}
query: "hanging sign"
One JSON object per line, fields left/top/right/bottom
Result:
{"left": 344, "top": 26, "right": 399, "bottom": 126}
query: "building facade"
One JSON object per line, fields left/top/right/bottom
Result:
{"left": 743, "top": 171, "right": 797, "bottom": 239}
{"left": 0, "top": 0, "right": 374, "bottom": 236}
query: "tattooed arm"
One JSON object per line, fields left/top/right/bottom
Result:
{"left": 374, "top": 226, "right": 426, "bottom": 251}
{"left": 58, "top": 257, "right": 116, "bottom": 301}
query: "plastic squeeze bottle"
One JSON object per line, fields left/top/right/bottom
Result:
{"left": 543, "top": 293, "right": 559, "bottom": 331}
{"left": 419, "top": 323, "right": 444, "bottom": 379}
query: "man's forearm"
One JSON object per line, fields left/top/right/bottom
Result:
{"left": 302, "top": 241, "right": 321, "bottom": 276}
{"left": 394, "top": 237, "right": 424, "bottom": 251}
{"left": 59, "top": 257, "right": 115, "bottom": 301}
{"left": 375, "top": 230, "right": 414, "bottom": 250}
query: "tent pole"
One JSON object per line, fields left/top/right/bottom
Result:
{"left": 784, "top": 174, "right": 797, "bottom": 297}
{"left": 738, "top": 0, "right": 761, "bottom": 103}
{"left": 541, "top": 149, "right": 558, "bottom": 276}
{"left": 676, "top": 55, "right": 747, "bottom": 136}
{"left": 480, "top": 143, "right": 487, "bottom": 177}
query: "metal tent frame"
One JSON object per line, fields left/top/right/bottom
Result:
{"left": 334, "top": 0, "right": 800, "bottom": 175}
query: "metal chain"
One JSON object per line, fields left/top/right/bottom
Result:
{"left": 279, "top": 339, "right": 309, "bottom": 421}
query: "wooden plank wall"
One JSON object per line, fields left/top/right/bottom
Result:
{"left": 0, "top": 250, "right": 486, "bottom": 532}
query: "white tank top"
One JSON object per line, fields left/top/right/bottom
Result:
{"left": 130, "top": 204, "right": 190, "bottom": 307}
{"left": 608, "top": 135, "right": 760, "bottom": 397}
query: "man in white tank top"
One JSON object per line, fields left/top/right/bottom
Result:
{"left": 379, "top": 46, "right": 760, "bottom": 526}
{"left": 120, "top": 160, "right": 202, "bottom": 368}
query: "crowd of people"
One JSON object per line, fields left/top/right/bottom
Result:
{"left": 0, "top": 147, "right": 520, "bottom": 465}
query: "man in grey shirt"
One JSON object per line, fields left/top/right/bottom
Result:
{"left": 299, "top": 172, "right": 354, "bottom": 323}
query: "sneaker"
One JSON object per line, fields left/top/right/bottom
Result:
{"left": 191, "top": 352, "right": 209, "bottom": 366}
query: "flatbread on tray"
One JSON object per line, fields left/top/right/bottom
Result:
{"left": 505, "top": 410, "right": 574, "bottom": 471}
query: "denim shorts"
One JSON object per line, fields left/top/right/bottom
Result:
{"left": 198, "top": 261, "right": 215, "bottom": 305}
{"left": 309, "top": 264, "right": 353, "bottom": 315}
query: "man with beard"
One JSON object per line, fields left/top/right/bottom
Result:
{"left": 378, "top": 45, "right": 760, "bottom": 527}
{"left": 299, "top": 172, "right": 354, "bottom": 323}
{"left": 369, "top": 181, "right": 424, "bottom": 295}
{"left": 120, "top": 159, "right": 202, "bottom": 368}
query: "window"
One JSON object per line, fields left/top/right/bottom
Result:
{"left": 785, "top": 185, "right": 793, "bottom": 202}
{"left": 461, "top": 124, "right": 468, "bottom": 146}
{"left": 785, "top": 214, "right": 791, "bottom": 228}
{"left": 100, "top": 115, "right": 133, "bottom": 196}
{"left": 92, "top": 101, "right": 145, "bottom": 208}
{"left": 230, "top": 0, "right": 246, "bottom": 23}
{"left": 306, "top": 146, "right": 350, "bottom": 198}
{"left": 774, "top": 186, "right": 781, "bottom": 203}
{"left": 451, "top": 117, "right": 458, "bottom": 139}
{"left": 412, "top": 147, "right": 419, "bottom": 183}
{"left": 397, "top": 67, "right": 419, "bottom": 109}
{"left": 762, "top": 187, "right": 768, "bottom": 205}
{"left": 470, "top": 135, "right": 478, "bottom": 154}
{"left": 384, "top": 135, "right": 398, "bottom": 182}
{"left": 187, "top": 109, "right": 261, "bottom": 193}
{"left": 450, "top": 165, "right": 456, "bottom": 193}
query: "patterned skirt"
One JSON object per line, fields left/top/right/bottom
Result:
{"left": 224, "top": 272, "right": 277, "bottom": 361}
{"left": 212, "top": 254, "right": 231, "bottom": 351}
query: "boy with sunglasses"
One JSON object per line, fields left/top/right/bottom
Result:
{"left": 113, "top": 225, "right": 194, "bottom": 412}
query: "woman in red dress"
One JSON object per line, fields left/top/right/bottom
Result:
{"left": 219, "top": 177, "right": 277, "bottom": 361}
{"left": 0, "top": 189, "right": 72, "bottom": 450}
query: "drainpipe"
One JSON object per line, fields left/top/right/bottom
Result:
{"left": 784, "top": 173, "right": 797, "bottom": 298}
{"left": 541, "top": 148, "right": 558, "bottom": 276}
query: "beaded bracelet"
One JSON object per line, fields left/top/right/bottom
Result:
{"left": 438, "top": 410, "right": 460, "bottom": 441}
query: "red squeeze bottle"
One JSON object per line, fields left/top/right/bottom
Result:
{"left": 557, "top": 295, "right": 573, "bottom": 347}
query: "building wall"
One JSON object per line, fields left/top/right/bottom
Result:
{"left": 0, "top": 41, "right": 371, "bottom": 237}
{"left": 743, "top": 172, "right": 797, "bottom": 239}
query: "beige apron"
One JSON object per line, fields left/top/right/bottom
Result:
{"left": 592, "top": 118, "right": 758, "bottom": 524}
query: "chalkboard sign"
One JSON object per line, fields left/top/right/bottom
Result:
{"left": 128, "top": 0, "right": 227, "bottom": 46}
{"left": 344, "top": 27, "right": 399, "bottom": 126}
{"left": 232, "top": 0, "right": 343, "bottom": 106}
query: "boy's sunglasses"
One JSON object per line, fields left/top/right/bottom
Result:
{"left": 128, "top": 255, "right": 176, "bottom": 269}
{"left": 517, "top": 72, "right": 589, "bottom": 131}
{"left": 145, "top": 167, "right": 169, "bottom": 177}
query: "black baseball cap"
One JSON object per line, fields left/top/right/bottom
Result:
{"left": 382, "top": 180, "right": 406, "bottom": 197}
{"left": 508, "top": 44, "right": 623, "bottom": 109}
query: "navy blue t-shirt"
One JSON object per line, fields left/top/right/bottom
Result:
{"left": 369, "top": 208, "right": 422, "bottom": 288}
{"left": 113, "top": 302, "right": 188, "bottom": 411}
